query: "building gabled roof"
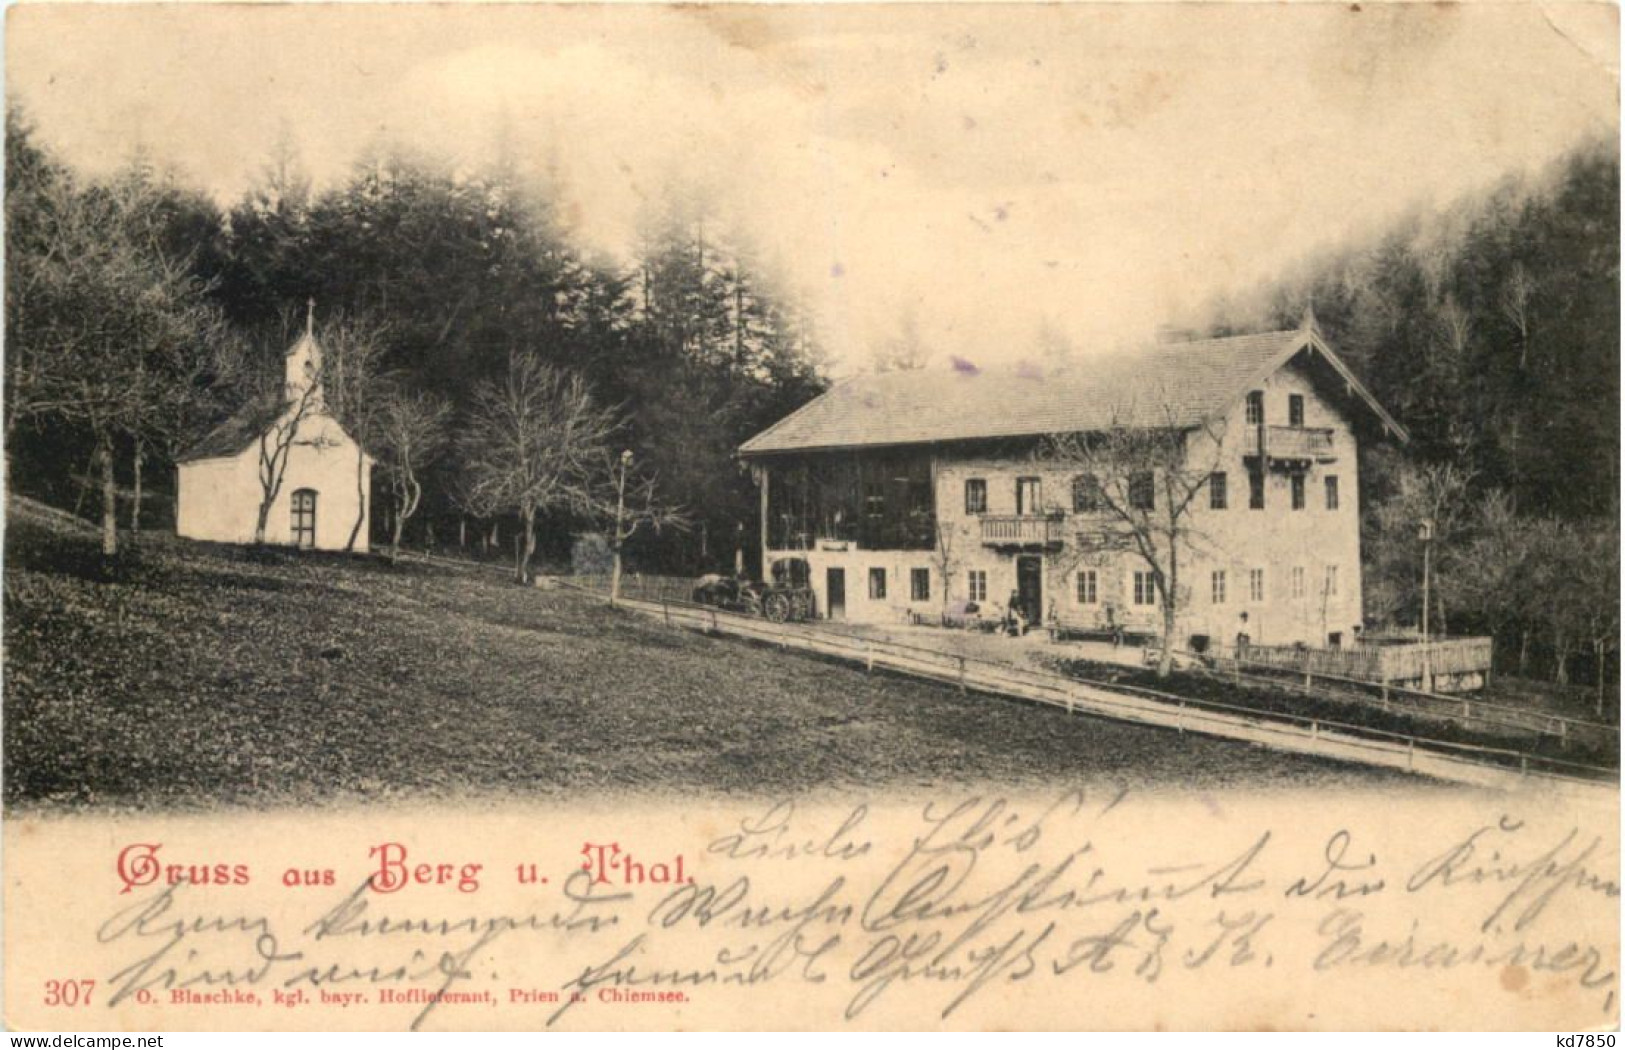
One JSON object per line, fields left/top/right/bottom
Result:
{"left": 739, "top": 326, "right": 1407, "bottom": 457}
{"left": 176, "top": 395, "right": 290, "bottom": 464}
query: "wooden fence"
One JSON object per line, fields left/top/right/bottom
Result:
{"left": 551, "top": 573, "right": 697, "bottom": 604}
{"left": 551, "top": 579, "right": 1615, "bottom": 791}
{"left": 462, "top": 565, "right": 1610, "bottom": 762}
{"left": 1376, "top": 637, "right": 1495, "bottom": 689}
{"left": 1197, "top": 651, "right": 1615, "bottom": 754}
{"left": 1237, "top": 637, "right": 1493, "bottom": 693}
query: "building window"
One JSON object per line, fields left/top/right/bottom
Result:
{"left": 1211, "top": 570, "right": 1227, "bottom": 604}
{"left": 1076, "top": 569, "right": 1097, "bottom": 604}
{"left": 1248, "top": 467, "right": 1265, "bottom": 510}
{"left": 1132, "top": 570, "right": 1157, "bottom": 606}
{"left": 1325, "top": 475, "right": 1340, "bottom": 511}
{"left": 965, "top": 478, "right": 987, "bottom": 515}
{"left": 1209, "top": 472, "right": 1227, "bottom": 510}
{"left": 1245, "top": 390, "right": 1264, "bottom": 425}
{"left": 1288, "top": 394, "right": 1305, "bottom": 427}
{"left": 1073, "top": 474, "right": 1102, "bottom": 513}
{"left": 291, "top": 488, "right": 318, "bottom": 549}
{"left": 1324, "top": 564, "right": 1339, "bottom": 597}
{"left": 869, "top": 567, "right": 887, "bottom": 600}
{"left": 967, "top": 570, "right": 987, "bottom": 603}
{"left": 911, "top": 568, "right": 931, "bottom": 602}
{"left": 1128, "top": 471, "right": 1155, "bottom": 510}
{"left": 1249, "top": 568, "right": 1264, "bottom": 602}
{"left": 1290, "top": 473, "right": 1306, "bottom": 510}
{"left": 1016, "top": 477, "right": 1043, "bottom": 515}
{"left": 1291, "top": 566, "right": 1306, "bottom": 600}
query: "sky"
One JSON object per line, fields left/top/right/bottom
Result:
{"left": 8, "top": 3, "right": 1619, "bottom": 375}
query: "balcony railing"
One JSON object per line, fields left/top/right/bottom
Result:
{"left": 980, "top": 515, "right": 1065, "bottom": 549}
{"left": 1253, "top": 425, "right": 1336, "bottom": 463}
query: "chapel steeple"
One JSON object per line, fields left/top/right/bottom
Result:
{"left": 285, "top": 298, "right": 324, "bottom": 400}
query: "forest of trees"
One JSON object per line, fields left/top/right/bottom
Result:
{"left": 1193, "top": 135, "right": 1620, "bottom": 697}
{"left": 5, "top": 104, "right": 826, "bottom": 578}
{"left": 6, "top": 101, "right": 1617, "bottom": 696}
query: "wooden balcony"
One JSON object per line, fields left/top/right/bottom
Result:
{"left": 980, "top": 514, "right": 1065, "bottom": 550}
{"left": 1251, "top": 425, "right": 1336, "bottom": 465}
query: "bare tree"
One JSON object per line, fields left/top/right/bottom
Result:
{"left": 1524, "top": 520, "right": 1617, "bottom": 700}
{"left": 1498, "top": 262, "right": 1537, "bottom": 372}
{"left": 1438, "top": 490, "right": 1530, "bottom": 672}
{"left": 1528, "top": 520, "right": 1586, "bottom": 686}
{"left": 1578, "top": 523, "right": 1619, "bottom": 715}
{"left": 315, "top": 311, "right": 392, "bottom": 551}
{"left": 582, "top": 449, "right": 686, "bottom": 603}
{"left": 374, "top": 387, "right": 451, "bottom": 562}
{"left": 1041, "top": 401, "right": 1227, "bottom": 677}
{"left": 460, "top": 351, "right": 619, "bottom": 583}
{"left": 872, "top": 309, "right": 931, "bottom": 374}
{"left": 254, "top": 119, "right": 313, "bottom": 218}
{"left": 931, "top": 519, "right": 966, "bottom": 621}
{"left": 4, "top": 103, "right": 60, "bottom": 460}
{"left": 251, "top": 370, "right": 333, "bottom": 546}
{"left": 140, "top": 319, "right": 248, "bottom": 533}
{"left": 1495, "top": 263, "right": 1539, "bottom": 512}
{"left": 99, "top": 162, "right": 238, "bottom": 538}
{"left": 13, "top": 171, "right": 228, "bottom": 557}
{"left": 1434, "top": 293, "right": 1473, "bottom": 363}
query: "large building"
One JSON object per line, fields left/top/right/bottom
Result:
{"left": 738, "top": 316, "right": 1406, "bottom": 648}
{"left": 176, "top": 315, "right": 371, "bottom": 552}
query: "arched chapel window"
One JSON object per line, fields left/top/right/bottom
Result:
{"left": 291, "top": 489, "right": 317, "bottom": 550}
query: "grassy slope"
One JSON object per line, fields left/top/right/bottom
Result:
{"left": 3, "top": 499, "right": 1415, "bottom": 812}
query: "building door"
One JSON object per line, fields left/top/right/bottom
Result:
{"left": 290, "top": 489, "right": 317, "bottom": 549}
{"left": 1016, "top": 556, "right": 1042, "bottom": 624}
{"left": 826, "top": 568, "right": 846, "bottom": 620}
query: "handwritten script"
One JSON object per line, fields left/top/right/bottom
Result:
{"left": 29, "top": 791, "right": 1621, "bottom": 1030}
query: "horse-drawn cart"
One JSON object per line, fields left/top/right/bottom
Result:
{"left": 691, "top": 556, "right": 817, "bottom": 623}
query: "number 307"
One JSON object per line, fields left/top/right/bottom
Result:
{"left": 45, "top": 979, "right": 95, "bottom": 1006}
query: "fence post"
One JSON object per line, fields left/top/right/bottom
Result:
{"left": 663, "top": 599, "right": 671, "bottom": 627}
{"left": 711, "top": 609, "right": 719, "bottom": 634}
{"left": 865, "top": 641, "right": 873, "bottom": 676}
{"left": 958, "top": 656, "right": 967, "bottom": 694}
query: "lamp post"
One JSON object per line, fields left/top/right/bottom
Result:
{"left": 1419, "top": 517, "right": 1435, "bottom": 691}
{"left": 1419, "top": 518, "right": 1434, "bottom": 644}
{"left": 611, "top": 449, "right": 632, "bottom": 606}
